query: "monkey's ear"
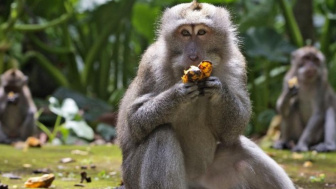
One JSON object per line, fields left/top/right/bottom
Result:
{"left": 290, "top": 51, "right": 297, "bottom": 64}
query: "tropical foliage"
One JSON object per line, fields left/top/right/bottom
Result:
{"left": 0, "top": 0, "right": 335, "bottom": 135}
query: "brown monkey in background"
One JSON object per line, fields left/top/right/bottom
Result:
{"left": 117, "top": 1, "right": 295, "bottom": 188}
{"left": 274, "top": 46, "right": 336, "bottom": 152}
{"left": 0, "top": 69, "right": 37, "bottom": 144}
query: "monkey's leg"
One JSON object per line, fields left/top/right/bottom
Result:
{"left": 311, "top": 107, "right": 336, "bottom": 152}
{"left": 293, "top": 113, "right": 324, "bottom": 152}
{"left": 274, "top": 106, "right": 302, "bottom": 150}
{"left": 123, "top": 124, "right": 187, "bottom": 189}
{"left": 19, "top": 109, "right": 36, "bottom": 140}
{"left": 0, "top": 124, "right": 11, "bottom": 144}
{"left": 200, "top": 136, "right": 295, "bottom": 189}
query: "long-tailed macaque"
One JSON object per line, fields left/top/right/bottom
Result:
{"left": 274, "top": 46, "right": 336, "bottom": 152}
{"left": 0, "top": 69, "right": 37, "bottom": 144}
{"left": 117, "top": 1, "right": 295, "bottom": 188}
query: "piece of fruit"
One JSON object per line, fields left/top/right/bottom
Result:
{"left": 288, "top": 76, "right": 298, "bottom": 88}
{"left": 182, "top": 65, "right": 202, "bottom": 83}
{"left": 198, "top": 60, "right": 212, "bottom": 79}
{"left": 182, "top": 61, "right": 213, "bottom": 83}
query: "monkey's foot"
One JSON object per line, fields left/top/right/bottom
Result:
{"left": 292, "top": 145, "right": 308, "bottom": 152}
{"left": 272, "top": 140, "right": 290, "bottom": 150}
{"left": 311, "top": 143, "right": 336, "bottom": 152}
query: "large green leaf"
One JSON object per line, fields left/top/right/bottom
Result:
{"left": 243, "top": 27, "right": 296, "bottom": 63}
{"left": 239, "top": 0, "right": 277, "bottom": 32}
{"left": 65, "top": 120, "right": 94, "bottom": 140}
{"left": 132, "top": 3, "right": 160, "bottom": 42}
{"left": 53, "top": 87, "right": 113, "bottom": 121}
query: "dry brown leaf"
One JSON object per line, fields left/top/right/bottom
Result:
{"left": 292, "top": 152, "right": 304, "bottom": 160}
{"left": 24, "top": 174, "right": 55, "bottom": 188}
{"left": 303, "top": 161, "right": 313, "bottom": 168}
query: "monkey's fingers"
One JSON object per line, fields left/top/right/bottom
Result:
{"left": 177, "top": 83, "right": 199, "bottom": 98}
{"left": 289, "top": 86, "right": 298, "bottom": 97}
{"left": 200, "top": 77, "right": 222, "bottom": 96}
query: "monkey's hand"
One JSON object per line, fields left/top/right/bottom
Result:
{"left": 199, "top": 76, "right": 222, "bottom": 98}
{"left": 176, "top": 82, "right": 200, "bottom": 101}
{"left": 288, "top": 86, "right": 299, "bottom": 97}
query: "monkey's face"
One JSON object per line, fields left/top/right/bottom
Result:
{"left": 1, "top": 69, "right": 27, "bottom": 93}
{"left": 296, "top": 53, "right": 322, "bottom": 83}
{"left": 160, "top": 1, "right": 233, "bottom": 74}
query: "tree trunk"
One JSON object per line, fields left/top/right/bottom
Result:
{"left": 293, "top": 0, "right": 315, "bottom": 44}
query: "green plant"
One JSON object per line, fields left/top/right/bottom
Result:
{"left": 36, "top": 97, "right": 94, "bottom": 144}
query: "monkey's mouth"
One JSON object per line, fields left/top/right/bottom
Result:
{"left": 304, "top": 70, "right": 317, "bottom": 78}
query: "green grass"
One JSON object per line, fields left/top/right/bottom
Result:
{"left": 1, "top": 144, "right": 336, "bottom": 188}
{"left": 0, "top": 144, "right": 122, "bottom": 189}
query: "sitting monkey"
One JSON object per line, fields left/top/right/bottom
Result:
{"left": 0, "top": 69, "right": 37, "bottom": 144}
{"left": 274, "top": 46, "right": 336, "bottom": 152}
{"left": 117, "top": 1, "right": 295, "bottom": 188}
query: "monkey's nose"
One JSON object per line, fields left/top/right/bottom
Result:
{"left": 189, "top": 55, "right": 199, "bottom": 61}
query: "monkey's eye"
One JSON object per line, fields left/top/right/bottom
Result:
{"left": 313, "top": 57, "right": 320, "bottom": 64}
{"left": 181, "top": 30, "right": 191, "bottom": 36}
{"left": 197, "top": 29, "right": 206, "bottom": 35}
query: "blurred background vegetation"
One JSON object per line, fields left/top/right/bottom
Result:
{"left": 0, "top": 0, "right": 335, "bottom": 140}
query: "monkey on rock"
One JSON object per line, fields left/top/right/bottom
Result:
{"left": 117, "top": 1, "right": 295, "bottom": 188}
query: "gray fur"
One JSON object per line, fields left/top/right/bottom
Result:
{"left": 274, "top": 46, "right": 336, "bottom": 152}
{"left": 117, "top": 2, "right": 294, "bottom": 189}
{"left": 0, "top": 69, "right": 37, "bottom": 144}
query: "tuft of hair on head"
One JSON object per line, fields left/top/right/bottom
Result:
{"left": 191, "top": 0, "right": 202, "bottom": 11}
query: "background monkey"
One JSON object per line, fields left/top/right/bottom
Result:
{"left": 274, "top": 46, "right": 336, "bottom": 152}
{"left": 0, "top": 69, "right": 37, "bottom": 144}
{"left": 117, "top": 1, "right": 295, "bottom": 188}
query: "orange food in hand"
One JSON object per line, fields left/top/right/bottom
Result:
{"left": 288, "top": 76, "right": 299, "bottom": 88}
{"left": 182, "top": 61, "right": 213, "bottom": 83}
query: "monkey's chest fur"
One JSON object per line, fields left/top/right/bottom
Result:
{"left": 172, "top": 96, "right": 217, "bottom": 180}
{"left": 2, "top": 102, "right": 26, "bottom": 137}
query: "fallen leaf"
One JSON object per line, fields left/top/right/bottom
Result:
{"left": 71, "top": 150, "right": 88, "bottom": 156}
{"left": 303, "top": 161, "right": 313, "bottom": 168}
{"left": 2, "top": 173, "right": 21, "bottom": 180}
{"left": 33, "top": 168, "right": 52, "bottom": 174}
{"left": 23, "top": 164, "right": 32, "bottom": 168}
{"left": 25, "top": 137, "right": 42, "bottom": 148}
{"left": 59, "top": 157, "right": 75, "bottom": 164}
{"left": 24, "top": 174, "right": 55, "bottom": 188}
{"left": 292, "top": 153, "right": 304, "bottom": 160}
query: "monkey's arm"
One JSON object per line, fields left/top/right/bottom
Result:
{"left": 126, "top": 82, "right": 199, "bottom": 142}
{"left": 202, "top": 76, "right": 251, "bottom": 142}
{"left": 276, "top": 84, "right": 298, "bottom": 116}
{"left": 19, "top": 86, "right": 37, "bottom": 139}
{"left": 311, "top": 107, "right": 336, "bottom": 152}
{"left": 0, "top": 87, "right": 7, "bottom": 114}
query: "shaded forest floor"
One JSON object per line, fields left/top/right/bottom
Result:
{"left": 0, "top": 144, "right": 336, "bottom": 188}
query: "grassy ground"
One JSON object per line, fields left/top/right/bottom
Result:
{"left": 0, "top": 144, "right": 122, "bottom": 188}
{"left": 0, "top": 144, "right": 336, "bottom": 189}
